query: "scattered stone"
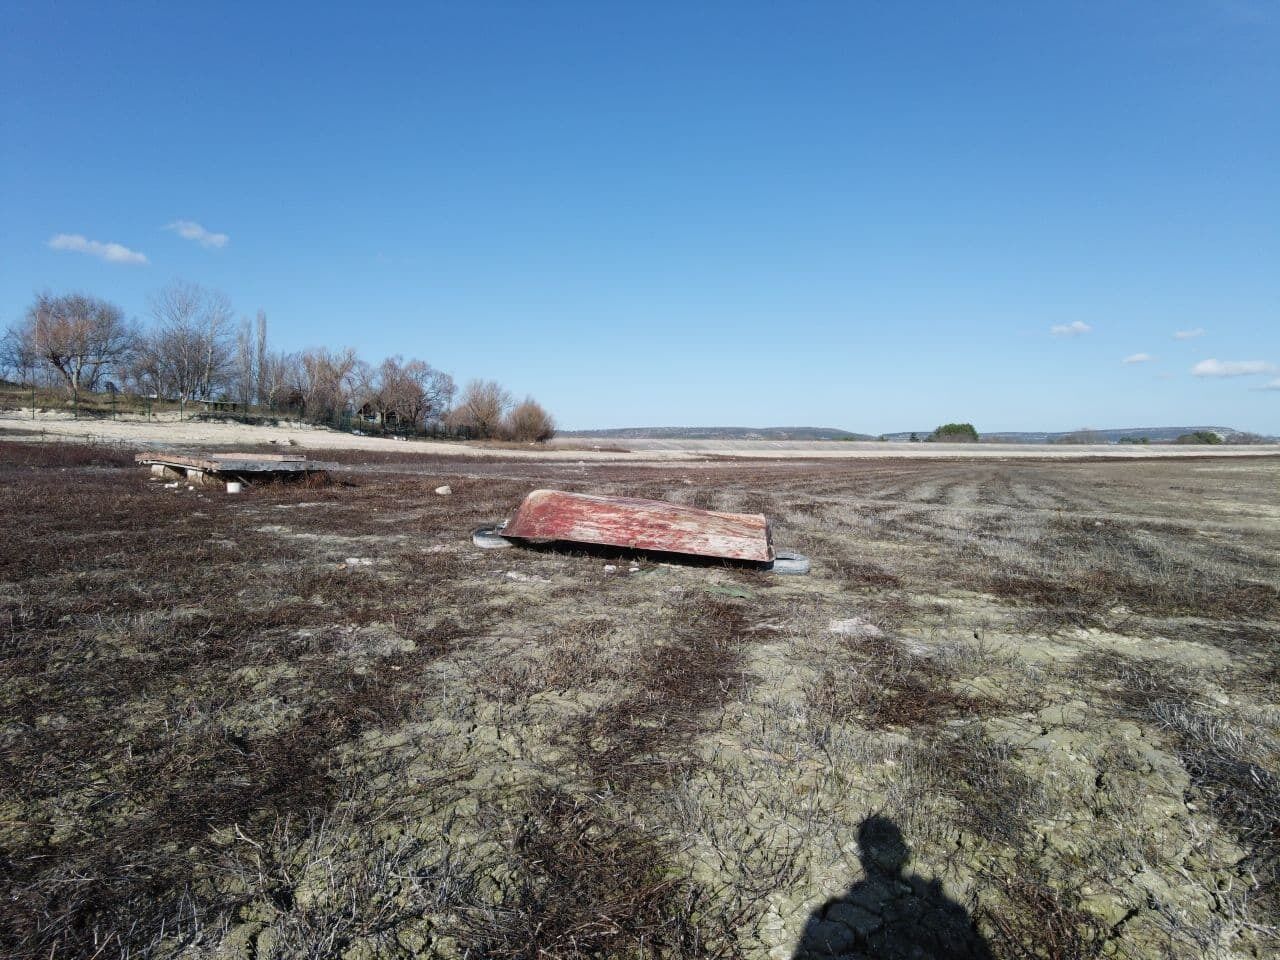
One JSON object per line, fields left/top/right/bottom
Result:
{"left": 897, "top": 637, "right": 933, "bottom": 657}
{"left": 504, "top": 570, "right": 549, "bottom": 584}
{"left": 829, "top": 617, "right": 884, "bottom": 638}
{"left": 603, "top": 564, "right": 617, "bottom": 573}
{"left": 435, "top": 485, "right": 452, "bottom": 496}
{"left": 344, "top": 557, "right": 374, "bottom": 566}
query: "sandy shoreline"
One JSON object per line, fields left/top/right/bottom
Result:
{"left": 3, "top": 409, "right": 1278, "bottom": 462}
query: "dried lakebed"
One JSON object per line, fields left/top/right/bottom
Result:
{"left": 1, "top": 442, "right": 1277, "bottom": 959}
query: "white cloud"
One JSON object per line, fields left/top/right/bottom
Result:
{"left": 165, "top": 220, "right": 229, "bottom": 249}
{"left": 47, "top": 233, "right": 147, "bottom": 264}
{"left": 1050, "top": 321, "right": 1092, "bottom": 337}
{"left": 1256, "top": 379, "right": 1280, "bottom": 392}
{"left": 1173, "top": 328, "right": 1205, "bottom": 340}
{"left": 1191, "top": 358, "right": 1276, "bottom": 377}
{"left": 1123, "top": 353, "right": 1153, "bottom": 364}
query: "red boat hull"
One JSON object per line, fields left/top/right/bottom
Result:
{"left": 501, "top": 489, "right": 774, "bottom": 562}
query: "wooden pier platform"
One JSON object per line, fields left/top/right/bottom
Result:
{"left": 136, "top": 451, "right": 339, "bottom": 481}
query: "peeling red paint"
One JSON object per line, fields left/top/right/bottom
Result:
{"left": 500, "top": 489, "right": 774, "bottom": 562}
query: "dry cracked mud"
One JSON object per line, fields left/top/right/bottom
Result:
{"left": 1, "top": 441, "right": 1277, "bottom": 959}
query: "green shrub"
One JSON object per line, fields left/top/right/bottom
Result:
{"left": 929, "top": 422, "right": 979, "bottom": 443}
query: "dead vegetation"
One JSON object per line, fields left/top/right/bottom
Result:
{"left": 811, "top": 634, "right": 984, "bottom": 729}
{"left": 450, "top": 787, "right": 741, "bottom": 959}
{"left": 1, "top": 442, "right": 1278, "bottom": 958}
{"left": 569, "top": 597, "right": 749, "bottom": 789}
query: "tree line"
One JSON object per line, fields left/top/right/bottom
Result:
{"left": 0, "top": 284, "right": 555, "bottom": 441}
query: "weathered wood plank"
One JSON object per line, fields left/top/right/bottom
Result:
{"left": 135, "top": 451, "right": 337, "bottom": 473}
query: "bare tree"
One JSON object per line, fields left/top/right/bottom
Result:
{"left": 505, "top": 396, "right": 556, "bottom": 442}
{"left": 142, "top": 281, "right": 235, "bottom": 401}
{"left": 390, "top": 358, "right": 454, "bottom": 429}
{"left": 254, "top": 311, "right": 268, "bottom": 406}
{"left": 352, "top": 356, "right": 453, "bottom": 431}
{"left": 12, "top": 293, "right": 135, "bottom": 407}
{"left": 352, "top": 359, "right": 388, "bottom": 427}
{"left": 200, "top": 289, "right": 233, "bottom": 399}
{"left": 0, "top": 326, "right": 40, "bottom": 385}
{"left": 232, "top": 317, "right": 255, "bottom": 408}
{"left": 261, "top": 349, "right": 301, "bottom": 413}
{"left": 298, "top": 347, "right": 358, "bottom": 424}
{"left": 448, "top": 379, "right": 512, "bottom": 438}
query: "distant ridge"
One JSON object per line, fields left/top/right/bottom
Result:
{"left": 560, "top": 426, "right": 873, "bottom": 441}
{"left": 565, "top": 425, "right": 1269, "bottom": 443}
{"left": 882, "top": 426, "right": 1243, "bottom": 443}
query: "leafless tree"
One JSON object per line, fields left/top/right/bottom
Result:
{"left": 10, "top": 293, "right": 135, "bottom": 407}
{"left": 298, "top": 347, "right": 359, "bottom": 424}
{"left": 232, "top": 317, "right": 255, "bottom": 408}
{"left": 141, "top": 281, "right": 235, "bottom": 400}
{"left": 254, "top": 311, "right": 268, "bottom": 406}
{"left": 448, "top": 379, "right": 512, "bottom": 438}
{"left": 258, "top": 349, "right": 301, "bottom": 413}
{"left": 505, "top": 396, "right": 556, "bottom": 442}
{"left": 354, "top": 356, "right": 454, "bottom": 431}
{"left": 353, "top": 359, "right": 388, "bottom": 425}
{"left": 390, "top": 358, "right": 454, "bottom": 429}
{"left": 0, "top": 326, "right": 40, "bottom": 385}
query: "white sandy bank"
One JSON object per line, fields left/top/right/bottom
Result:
{"left": 2, "top": 410, "right": 1277, "bottom": 462}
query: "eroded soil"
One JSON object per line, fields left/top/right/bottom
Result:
{"left": 1, "top": 443, "right": 1277, "bottom": 959}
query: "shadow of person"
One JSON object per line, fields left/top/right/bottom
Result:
{"left": 793, "top": 816, "right": 992, "bottom": 960}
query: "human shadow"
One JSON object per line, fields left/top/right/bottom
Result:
{"left": 792, "top": 817, "right": 992, "bottom": 960}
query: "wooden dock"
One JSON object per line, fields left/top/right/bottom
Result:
{"left": 136, "top": 451, "right": 339, "bottom": 482}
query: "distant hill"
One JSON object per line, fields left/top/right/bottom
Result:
{"left": 560, "top": 426, "right": 874, "bottom": 441}
{"left": 881, "top": 426, "right": 1246, "bottom": 443}
{"left": 564, "top": 425, "right": 1271, "bottom": 443}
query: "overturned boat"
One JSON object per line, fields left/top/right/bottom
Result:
{"left": 473, "top": 489, "right": 810, "bottom": 574}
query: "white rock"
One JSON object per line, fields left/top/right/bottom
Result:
{"left": 898, "top": 637, "right": 933, "bottom": 657}
{"left": 344, "top": 557, "right": 373, "bottom": 566}
{"left": 829, "top": 617, "right": 884, "bottom": 638}
{"left": 435, "top": 485, "right": 452, "bottom": 496}
{"left": 603, "top": 564, "right": 618, "bottom": 573}
{"left": 505, "top": 570, "right": 549, "bottom": 584}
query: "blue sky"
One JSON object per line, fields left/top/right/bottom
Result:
{"left": 2, "top": 1, "right": 1277, "bottom": 432}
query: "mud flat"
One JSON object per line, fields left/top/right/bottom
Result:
{"left": 1, "top": 442, "right": 1277, "bottom": 958}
